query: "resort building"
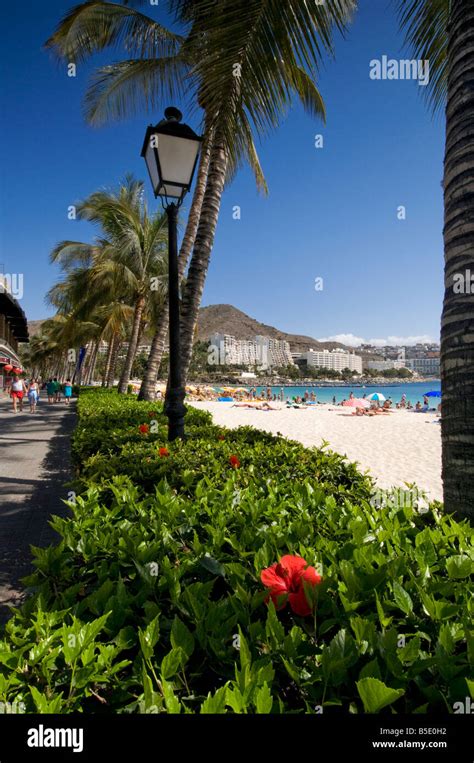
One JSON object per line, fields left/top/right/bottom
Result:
{"left": 366, "top": 359, "right": 406, "bottom": 371}
{"left": 0, "top": 288, "right": 29, "bottom": 387}
{"left": 209, "top": 333, "right": 294, "bottom": 369}
{"left": 301, "top": 348, "right": 363, "bottom": 373}
{"left": 405, "top": 357, "right": 440, "bottom": 376}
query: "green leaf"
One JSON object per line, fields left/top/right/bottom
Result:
{"left": 446, "top": 555, "right": 473, "bottom": 579}
{"left": 265, "top": 602, "right": 285, "bottom": 648}
{"left": 255, "top": 683, "right": 273, "bottom": 714}
{"left": 161, "top": 647, "right": 184, "bottom": 680}
{"left": 238, "top": 627, "right": 252, "bottom": 672}
{"left": 375, "top": 592, "right": 392, "bottom": 628}
{"left": 199, "top": 554, "right": 226, "bottom": 578}
{"left": 171, "top": 617, "right": 194, "bottom": 660}
{"left": 225, "top": 686, "right": 245, "bottom": 714}
{"left": 161, "top": 678, "right": 181, "bottom": 714}
{"left": 321, "top": 629, "right": 358, "bottom": 686}
{"left": 356, "top": 677, "right": 405, "bottom": 713}
{"left": 138, "top": 615, "right": 160, "bottom": 661}
{"left": 200, "top": 686, "right": 228, "bottom": 714}
{"left": 30, "top": 687, "right": 64, "bottom": 713}
{"left": 392, "top": 582, "right": 413, "bottom": 616}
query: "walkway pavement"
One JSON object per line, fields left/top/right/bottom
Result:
{"left": 0, "top": 395, "right": 76, "bottom": 623}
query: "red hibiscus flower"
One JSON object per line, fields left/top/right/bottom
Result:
{"left": 139, "top": 424, "right": 149, "bottom": 434}
{"left": 229, "top": 455, "right": 240, "bottom": 468}
{"left": 217, "top": 434, "right": 225, "bottom": 441}
{"left": 159, "top": 447, "right": 169, "bottom": 457}
{"left": 260, "top": 555, "right": 322, "bottom": 617}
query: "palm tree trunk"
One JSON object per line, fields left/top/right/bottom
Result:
{"left": 103, "top": 335, "right": 115, "bottom": 387}
{"left": 138, "top": 130, "right": 213, "bottom": 401}
{"left": 76, "top": 346, "right": 88, "bottom": 387}
{"left": 85, "top": 339, "right": 99, "bottom": 384}
{"left": 179, "top": 135, "right": 228, "bottom": 383}
{"left": 106, "top": 334, "right": 121, "bottom": 388}
{"left": 118, "top": 294, "right": 146, "bottom": 394}
{"left": 441, "top": 0, "right": 474, "bottom": 518}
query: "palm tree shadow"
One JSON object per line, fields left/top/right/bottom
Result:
{"left": 0, "top": 407, "right": 76, "bottom": 625}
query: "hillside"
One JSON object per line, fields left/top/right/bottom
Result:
{"left": 196, "top": 304, "right": 349, "bottom": 353}
{"left": 27, "top": 320, "right": 46, "bottom": 338}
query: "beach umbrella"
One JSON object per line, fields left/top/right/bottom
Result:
{"left": 367, "top": 392, "right": 385, "bottom": 401}
{"left": 424, "top": 390, "right": 441, "bottom": 397}
{"left": 233, "top": 387, "right": 248, "bottom": 393}
{"left": 342, "top": 398, "right": 370, "bottom": 408}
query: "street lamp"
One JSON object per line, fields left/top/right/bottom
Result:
{"left": 141, "top": 107, "right": 202, "bottom": 440}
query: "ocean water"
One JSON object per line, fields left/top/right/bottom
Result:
{"left": 244, "top": 381, "right": 441, "bottom": 405}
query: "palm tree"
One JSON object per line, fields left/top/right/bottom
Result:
{"left": 48, "top": 234, "right": 133, "bottom": 387}
{"left": 74, "top": 176, "right": 168, "bottom": 392}
{"left": 46, "top": 0, "right": 352, "bottom": 396}
{"left": 396, "top": 0, "right": 472, "bottom": 517}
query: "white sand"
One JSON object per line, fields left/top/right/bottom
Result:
{"left": 191, "top": 402, "right": 442, "bottom": 502}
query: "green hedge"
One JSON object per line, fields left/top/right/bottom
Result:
{"left": 0, "top": 390, "right": 472, "bottom": 715}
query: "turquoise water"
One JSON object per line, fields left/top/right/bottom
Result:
{"left": 244, "top": 381, "right": 441, "bottom": 405}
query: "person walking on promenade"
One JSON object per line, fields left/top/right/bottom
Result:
{"left": 10, "top": 376, "right": 27, "bottom": 413}
{"left": 46, "top": 379, "right": 55, "bottom": 403}
{"left": 53, "top": 378, "right": 61, "bottom": 403}
{"left": 63, "top": 378, "right": 72, "bottom": 406}
{"left": 27, "top": 378, "right": 40, "bottom": 413}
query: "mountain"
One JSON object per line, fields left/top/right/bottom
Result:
{"left": 27, "top": 320, "right": 46, "bottom": 338}
{"left": 196, "top": 304, "right": 350, "bottom": 353}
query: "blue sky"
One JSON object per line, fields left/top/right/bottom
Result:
{"left": 0, "top": 0, "right": 445, "bottom": 345}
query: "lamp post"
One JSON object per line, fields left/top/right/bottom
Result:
{"left": 141, "top": 107, "right": 202, "bottom": 440}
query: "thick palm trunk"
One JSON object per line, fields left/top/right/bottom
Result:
{"left": 138, "top": 131, "right": 213, "bottom": 401}
{"left": 118, "top": 295, "right": 146, "bottom": 394}
{"left": 441, "top": 0, "right": 474, "bottom": 518}
{"left": 85, "top": 339, "right": 99, "bottom": 385}
{"left": 102, "top": 339, "right": 113, "bottom": 387}
{"left": 106, "top": 334, "right": 121, "bottom": 388}
{"left": 76, "top": 346, "right": 88, "bottom": 387}
{"left": 179, "top": 136, "right": 228, "bottom": 383}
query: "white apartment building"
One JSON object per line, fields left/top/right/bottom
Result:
{"left": 367, "top": 359, "right": 406, "bottom": 372}
{"left": 301, "top": 348, "right": 363, "bottom": 373}
{"left": 209, "top": 333, "right": 293, "bottom": 369}
{"left": 405, "top": 357, "right": 440, "bottom": 376}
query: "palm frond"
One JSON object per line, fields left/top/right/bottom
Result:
{"left": 394, "top": 0, "right": 449, "bottom": 115}
{"left": 45, "top": 1, "right": 183, "bottom": 63}
{"left": 84, "top": 57, "right": 190, "bottom": 125}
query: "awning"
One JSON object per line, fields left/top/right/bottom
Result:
{"left": 0, "top": 291, "right": 29, "bottom": 342}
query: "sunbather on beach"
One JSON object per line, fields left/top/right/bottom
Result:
{"left": 233, "top": 401, "right": 278, "bottom": 410}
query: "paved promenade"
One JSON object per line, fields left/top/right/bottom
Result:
{"left": 0, "top": 395, "right": 76, "bottom": 623}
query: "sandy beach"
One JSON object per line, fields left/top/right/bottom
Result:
{"left": 191, "top": 402, "right": 442, "bottom": 502}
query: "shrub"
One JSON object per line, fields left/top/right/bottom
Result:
{"left": 0, "top": 390, "right": 472, "bottom": 715}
